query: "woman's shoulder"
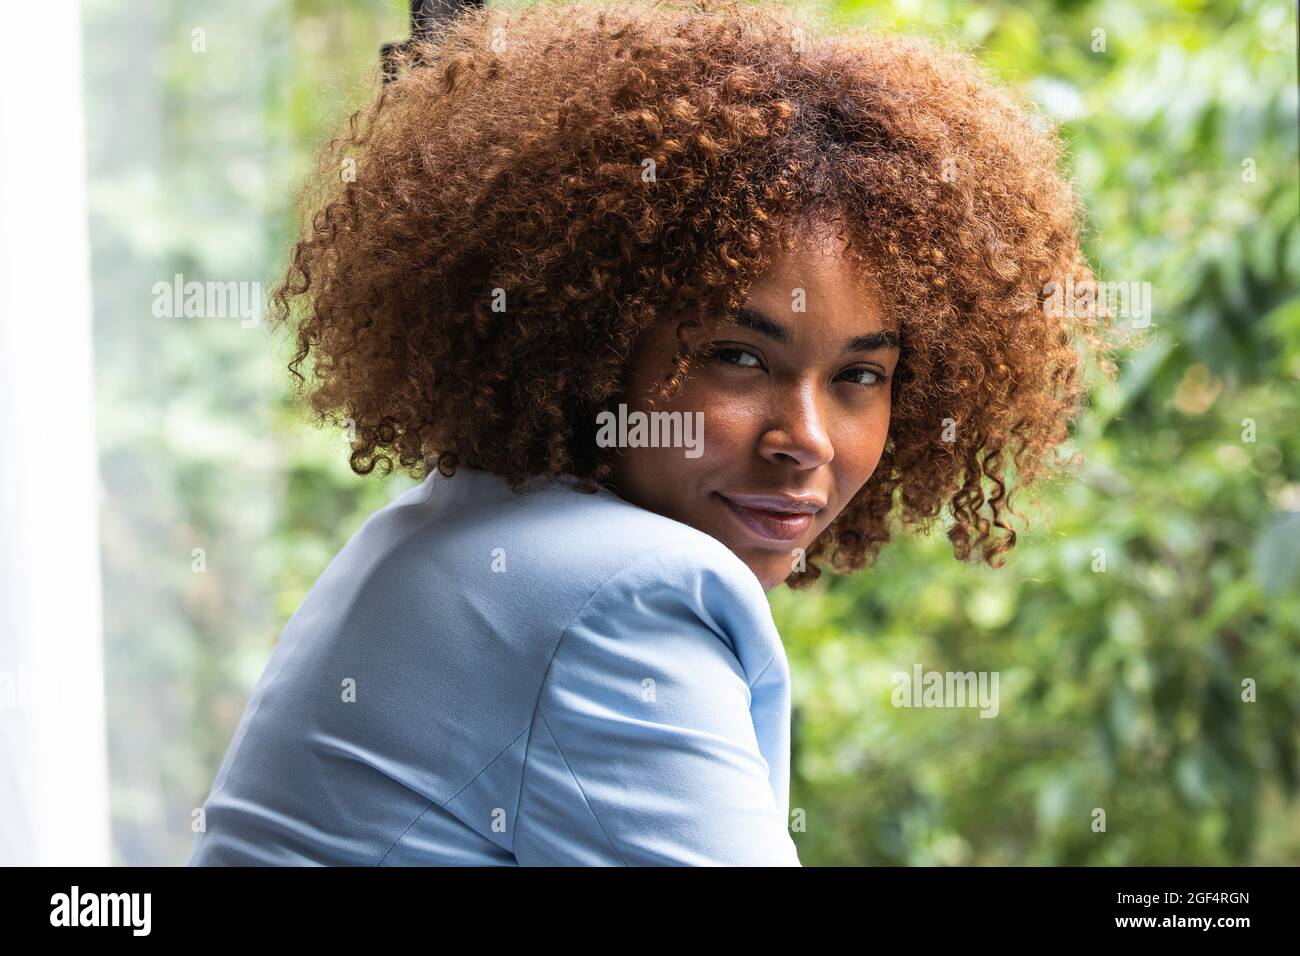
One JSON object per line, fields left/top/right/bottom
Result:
{"left": 443, "top": 469, "right": 783, "bottom": 680}
{"left": 364, "top": 465, "right": 768, "bottom": 618}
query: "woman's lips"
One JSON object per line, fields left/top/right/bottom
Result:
{"left": 715, "top": 493, "right": 817, "bottom": 543}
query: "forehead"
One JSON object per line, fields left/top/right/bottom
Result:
{"left": 744, "top": 234, "right": 892, "bottom": 332}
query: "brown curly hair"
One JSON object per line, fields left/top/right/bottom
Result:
{"left": 270, "top": 0, "right": 1122, "bottom": 589}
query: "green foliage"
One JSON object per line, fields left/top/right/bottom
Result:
{"left": 773, "top": 0, "right": 1300, "bottom": 864}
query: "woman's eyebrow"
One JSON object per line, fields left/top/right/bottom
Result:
{"left": 733, "top": 305, "right": 902, "bottom": 353}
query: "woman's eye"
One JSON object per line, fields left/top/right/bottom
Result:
{"left": 709, "top": 346, "right": 763, "bottom": 369}
{"left": 841, "top": 366, "right": 887, "bottom": 387}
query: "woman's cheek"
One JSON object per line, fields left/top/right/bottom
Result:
{"left": 853, "top": 408, "right": 892, "bottom": 475}
{"left": 699, "top": 401, "right": 761, "bottom": 457}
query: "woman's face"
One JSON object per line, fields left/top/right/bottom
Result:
{"left": 607, "top": 230, "right": 901, "bottom": 591}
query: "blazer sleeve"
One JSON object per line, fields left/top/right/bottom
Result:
{"left": 513, "top": 540, "right": 802, "bottom": 866}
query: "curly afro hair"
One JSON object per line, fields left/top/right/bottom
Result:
{"left": 270, "top": 0, "right": 1123, "bottom": 589}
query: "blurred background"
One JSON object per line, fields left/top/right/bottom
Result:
{"left": 2, "top": 0, "right": 1295, "bottom": 865}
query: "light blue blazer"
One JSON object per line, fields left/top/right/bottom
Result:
{"left": 186, "top": 465, "right": 801, "bottom": 866}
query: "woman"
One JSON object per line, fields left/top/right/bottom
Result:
{"left": 188, "top": 0, "right": 1116, "bottom": 866}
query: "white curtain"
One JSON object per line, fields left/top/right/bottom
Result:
{"left": 0, "top": 0, "right": 110, "bottom": 865}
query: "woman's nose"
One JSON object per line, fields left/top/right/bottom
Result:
{"left": 757, "top": 382, "right": 834, "bottom": 468}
